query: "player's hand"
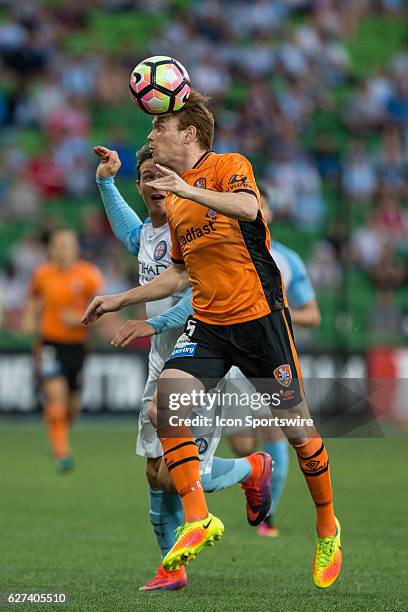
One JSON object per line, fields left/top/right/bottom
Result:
{"left": 111, "top": 320, "right": 156, "bottom": 347}
{"left": 82, "top": 294, "right": 124, "bottom": 325}
{"left": 94, "top": 146, "right": 121, "bottom": 178}
{"left": 146, "top": 164, "right": 193, "bottom": 198}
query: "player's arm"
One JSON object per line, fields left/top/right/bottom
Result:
{"left": 111, "top": 288, "right": 193, "bottom": 347}
{"left": 21, "top": 269, "right": 43, "bottom": 334}
{"left": 147, "top": 164, "right": 258, "bottom": 222}
{"left": 82, "top": 263, "right": 189, "bottom": 325}
{"left": 286, "top": 251, "right": 321, "bottom": 328}
{"left": 21, "top": 295, "right": 42, "bottom": 335}
{"left": 290, "top": 299, "right": 321, "bottom": 328}
{"left": 94, "top": 145, "right": 143, "bottom": 255}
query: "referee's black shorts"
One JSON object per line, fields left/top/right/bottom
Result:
{"left": 162, "top": 308, "right": 304, "bottom": 409}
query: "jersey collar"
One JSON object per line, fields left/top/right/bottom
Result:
{"left": 182, "top": 151, "right": 213, "bottom": 177}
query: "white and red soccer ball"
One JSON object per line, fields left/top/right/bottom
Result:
{"left": 129, "top": 55, "right": 191, "bottom": 115}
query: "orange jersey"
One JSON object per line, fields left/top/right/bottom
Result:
{"left": 167, "top": 151, "right": 287, "bottom": 325}
{"left": 30, "top": 260, "right": 103, "bottom": 343}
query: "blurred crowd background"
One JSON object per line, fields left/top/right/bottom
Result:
{"left": 0, "top": 0, "right": 407, "bottom": 351}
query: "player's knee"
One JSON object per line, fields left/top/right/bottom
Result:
{"left": 228, "top": 436, "right": 256, "bottom": 457}
{"left": 145, "top": 458, "right": 161, "bottom": 490}
{"left": 276, "top": 399, "right": 314, "bottom": 446}
{"left": 42, "top": 376, "right": 68, "bottom": 405}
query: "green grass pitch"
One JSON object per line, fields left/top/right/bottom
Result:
{"left": 1, "top": 418, "right": 407, "bottom": 612}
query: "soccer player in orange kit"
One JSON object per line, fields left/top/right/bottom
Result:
{"left": 23, "top": 229, "right": 103, "bottom": 470}
{"left": 82, "top": 90, "right": 342, "bottom": 589}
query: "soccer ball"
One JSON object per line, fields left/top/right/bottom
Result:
{"left": 129, "top": 56, "right": 191, "bottom": 115}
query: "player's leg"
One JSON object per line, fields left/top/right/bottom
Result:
{"left": 137, "top": 387, "right": 186, "bottom": 591}
{"left": 233, "top": 309, "right": 341, "bottom": 588}
{"left": 145, "top": 457, "right": 183, "bottom": 558}
{"left": 158, "top": 438, "right": 269, "bottom": 519}
{"left": 258, "top": 427, "right": 289, "bottom": 537}
{"left": 157, "top": 367, "right": 210, "bottom": 523}
{"left": 42, "top": 375, "right": 71, "bottom": 467}
{"left": 36, "top": 342, "right": 71, "bottom": 467}
{"left": 215, "top": 368, "right": 272, "bottom": 525}
{"left": 67, "top": 391, "right": 81, "bottom": 424}
{"left": 64, "top": 343, "right": 85, "bottom": 425}
{"left": 228, "top": 435, "right": 257, "bottom": 457}
{"left": 150, "top": 374, "right": 255, "bottom": 498}
{"left": 156, "top": 316, "right": 232, "bottom": 570}
{"left": 157, "top": 437, "right": 260, "bottom": 499}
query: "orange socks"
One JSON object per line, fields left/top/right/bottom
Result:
{"left": 159, "top": 425, "right": 208, "bottom": 523}
{"left": 294, "top": 430, "right": 336, "bottom": 537}
{"left": 44, "top": 402, "right": 70, "bottom": 459}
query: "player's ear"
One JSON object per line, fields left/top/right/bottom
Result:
{"left": 136, "top": 180, "right": 141, "bottom": 194}
{"left": 184, "top": 125, "right": 197, "bottom": 144}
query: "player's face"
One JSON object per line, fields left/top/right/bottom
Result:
{"left": 49, "top": 231, "right": 79, "bottom": 268}
{"left": 148, "top": 116, "right": 185, "bottom": 167}
{"left": 137, "top": 158, "right": 167, "bottom": 216}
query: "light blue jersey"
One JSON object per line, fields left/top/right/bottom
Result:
{"left": 270, "top": 240, "right": 315, "bottom": 309}
{"left": 96, "top": 175, "right": 192, "bottom": 335}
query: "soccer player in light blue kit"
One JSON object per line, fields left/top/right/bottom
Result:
{"left": 94, "top": 145, "right": 272, "bottom": 591}
{"left": 227, "top": 188, "right": 321, "bottom": 537}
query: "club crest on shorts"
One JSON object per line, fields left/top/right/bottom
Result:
{"left": 273, "top": 364, "right": 292, "bottom": 387}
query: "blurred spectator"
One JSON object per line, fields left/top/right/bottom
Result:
{"left": 0, "top": 0, "right": 407, "bottom": 353}
{"left": 374, "top": 189, "right": 408, "bottom": 242}
{"left": 386, "top": 80, "right": 408, "bottom": 127}
{"left": 375, "top": 127, "right": 408, "bottom": 195}
{"left": 45, "top": 95, "right": 89, "bottom": 139}
{"left": 107, "top": 128, "right": 137, "bottom": 179}
{"left": 369, "top": 289, "right": 403, "bottom": 341}
{"left": 10, "top": 235, "right": 46, "bottom": 282}
{"left": 390, "top": 42, "right": 408, "bottom": 79}
{"left": 309, "top": 241, "right": 342, "bottom": 290}
{"left": 265, "top": 147, "right": 325, "bottom": 228}
{"left": 95, "top": 55, "right": 129, "bottom": 106}
{"left": 29, "top": 69, "right": 67, "bottom": 125}
{"left": 192, "top": 52, "right": 230, "bottom": 97}
{"left": 0, "top": 261, "right": 27, "bottom": 331}
{"left": 1, "top": 28, "right": 50, "bottom": 75}
{"left": 312, "top": 133, "right": 341, "bottom": 182}
{"left": 342, "top": 139, "right": 377, "bottom": 202}
{"left": 25, "top": 147, "right": 65, "bottom": 199}
{"left": 52, "top": 0, "right": 91, "bottom": 29}
{"left": 59, "top": 52, "right": 99, "bottom": 98}
{"left": 370, "top": 243, "right": 406, "bottom": 290}
{"left": 344, "top": 79, "right": 385, "bottom": 133}
{"left": 99, "top": 247, "right": 132, "bottom": 294}
{"left": 351, "top": 213, "right": 388, "bottom": 270}
{"left": 79, "top": 209, "right": 112, "bottom": 264}
{"left": 293, "top": 154, "right": 325, "bottom": 230}
{"left": 2, "top": 167, "right": 40, "bottom": 220}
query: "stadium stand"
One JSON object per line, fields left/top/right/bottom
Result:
{"left": 0, "top": 0, "right": 407, "bottom": 350}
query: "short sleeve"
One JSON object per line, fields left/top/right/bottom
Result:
{"left": 215, "top": 153, "right": 260, "bottom": 201}
{"left": 286, "top": 254, "right": 316, "bottom": 308}
{"left": 169, "top": 222, "right": 184, "bottom": 264}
